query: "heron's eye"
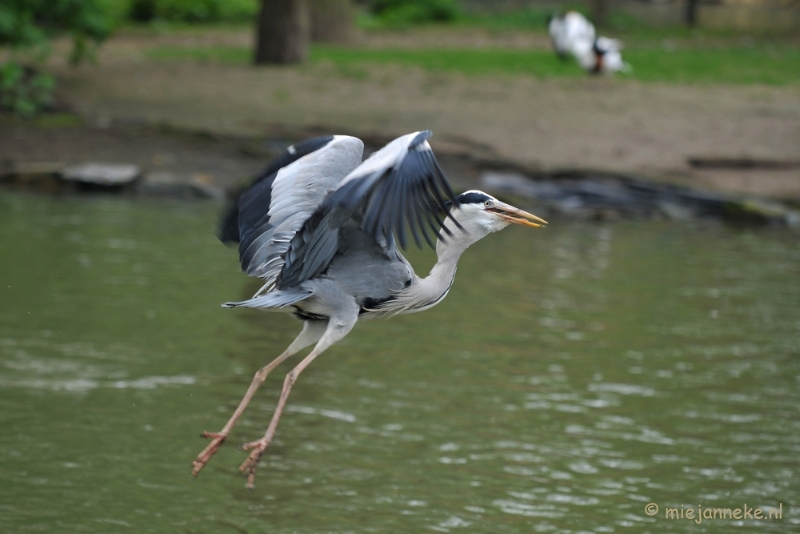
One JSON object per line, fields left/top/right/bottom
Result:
{"left": 484, "top": 200, "right": 492, "bottom": 208}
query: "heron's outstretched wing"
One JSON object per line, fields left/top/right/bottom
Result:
{"left": 219, "top": 135, "right": 364, "bottom": 287}
{"left": 220, "top": 136, "right": 333, "bottom": 244}
{"left": 278, "top": 130, "right": 460, "bottom": 289}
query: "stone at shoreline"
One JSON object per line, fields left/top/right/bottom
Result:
{"left": 1, "top": 161, "right": 224, "bottom": 199}
{"left": 135, "top": 171, "right": 225, "bottom": 199}
{"left": 480, "top": 170, "right": 800, "bottom": 227}
{"left": 0, "top": 161, "right": 65, "bottom": 192}
{"left": 60, "top": 163, "right": 140, "bottom": 186}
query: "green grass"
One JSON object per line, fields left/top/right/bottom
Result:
{"left": 318, "top": 45, "right": 800, "bottom": 84}
{"left": 380, "top": 3, "right": 689, "bottom": 36}
{"left": 312, "top": 47, "right": 588, "bottom": 78}
{"left": 144, "top": 45, "right": 588, "bottom": 78}
{"left": 625, "top": 45, "right": 800, "bottom": 84}
{"left": 452, "top": 5, "right": 793, "bottom": 40}
{"left": 145, "top": 42, "right": 800, "bottom": 85}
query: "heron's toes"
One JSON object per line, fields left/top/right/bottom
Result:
{"left": 238, "top": 438, "right": 269, "bottom": 489}
{"left": 191, "top": 432, "right": 228, "bottom": 478}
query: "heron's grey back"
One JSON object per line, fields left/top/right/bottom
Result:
{"left": 323, "top": 222, "right": 412, "bottom": 307}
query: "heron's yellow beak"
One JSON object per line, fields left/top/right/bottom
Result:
{"left": 489, "top": 202, "right": 548, "bottom": 228}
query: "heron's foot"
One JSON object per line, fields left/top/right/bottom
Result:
{"left": 192, "top": 431, "right": 227, "bottom": 478}
{"left": 239, "top": 437, "right": 270, "bottom": 489}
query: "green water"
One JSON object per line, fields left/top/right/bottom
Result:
{"left": 1, "top": 191, "right": 798, "bottom": 533}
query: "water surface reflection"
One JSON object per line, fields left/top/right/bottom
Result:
{"left": 1, "top": 191, "right": 797, "bottom": 532}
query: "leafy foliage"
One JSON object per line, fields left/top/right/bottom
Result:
{"left": 363, "top": 0, "right": 462, "bottom": 28}
{"left": 457, "top": 5, "right": 578, "bottom": 31}
{"left": 0, "top": 0, "right": 114, "bottom": 116}
{"left": 0, "top": 0, "right": 113, "bottom": 64}
{"left": 0, "top": 63, "right": 55, "bottom": 117}
{"left": 127, "top": 0, "right": 258, "bottom": 23}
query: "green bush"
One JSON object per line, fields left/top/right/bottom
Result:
{"left": 366, "top": 0, "right": 461, "bottom": 28}
{"left": 128, "top": 0, "right": 258, "bottom": 23}
{"left": 459, "top": 6, "right": 562, "bottom": 31}
{"left": 0, "top": 63, "right": 55, "bottom": 117}
{"left": 0, "top": 0, "right": 113, "bottom": 63}
{"left": 0, "top": 0, "right": 113, "bottom": 116}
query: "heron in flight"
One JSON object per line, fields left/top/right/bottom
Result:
{"left": 192, "top": 131, "right": 547, "bottom": 488}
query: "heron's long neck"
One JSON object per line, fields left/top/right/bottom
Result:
{"left": 414, "top": 226, "right": 478, "bottom": 305}
{"left": 394, "top": 216, "right": 487, "bottom": 314}
{"left": 424, "top": 238, "right": 468, "bottom": 283}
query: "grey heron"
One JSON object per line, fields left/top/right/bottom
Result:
{"left": 192, "top": 131, "right": 547, "bottom": 488}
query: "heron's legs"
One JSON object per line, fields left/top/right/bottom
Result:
{"left": 192, "top": 321, "right": 326, "bottom": 477}
{"left": 239, "top": 311, "right": 357, "bottom": 488}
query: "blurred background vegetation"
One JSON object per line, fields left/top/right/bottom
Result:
{"left": 1, "top": 0, "right": 798, "bottom": 115}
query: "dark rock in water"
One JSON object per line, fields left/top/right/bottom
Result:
{"left": 61, "top": 163, "right": 140, "bottom": 187}
{"left": 480, "top": 170, "right": 800, "bottom": 227}
{"left": 0, "top": 161, "right": 65, "bottom": 192}
{"left": 2, "top": 161, "right": 225, "bottom": 199}
{"left": 688, "top": 156, "right": 800, "bottom": 170}
{"left": 135, "top": 171, "right": 225, "bottom": 199}
{"left": 725, "top": 198, "right": 800, "bottom": 227}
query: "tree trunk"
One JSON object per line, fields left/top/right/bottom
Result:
{"left": 685, "top": 0, "right": 699, "bottom": 27}
{"left": 591, "top": 0, "right": 609, "bottom": 28}
{"left": 254, "top": 0, "right": 309, "bottom": 65}
{"left": 310, "top": 0, "right": 354, "bottom": 44}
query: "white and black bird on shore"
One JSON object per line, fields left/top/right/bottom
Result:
{"left": 548, "top": 11, "right": 596, "bottom": 59}
{"left": 583, "top": 35, "right": 630, "bottom": 75}
{"left": 548, "top": 11, "right": 630, "bottom": 74}
{"left": 191, "top": 131, "right": 547, "bottom": 488}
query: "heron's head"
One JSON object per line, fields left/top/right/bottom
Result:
{"left": 447, "top": 190, "right": 547, "bottom": 241}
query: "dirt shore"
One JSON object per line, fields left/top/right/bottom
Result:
{"left": 3, "top": 27, "right": 800, "bottom": 201}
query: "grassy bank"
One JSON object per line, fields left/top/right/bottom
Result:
{"left": 144, "top": 42, "right": 800, "bottom": 85}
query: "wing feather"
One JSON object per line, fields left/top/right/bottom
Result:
{"left": 218, "top": 135, "right": 364, "bottom": 289}
{"left": 277, "top": 130, "right": 460, "bottom": 289}
{"left": 220, "top": 137, "right": 334, "bottom": 244}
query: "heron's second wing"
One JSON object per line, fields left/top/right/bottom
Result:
{"left": 278, "top": 130, "right": 459, "bottom": 289}
{"left": 220, "top": 136, "right": 333, "bottom": 244}
{"left": 220, "top": 135, "right": 364, "bottom": 286}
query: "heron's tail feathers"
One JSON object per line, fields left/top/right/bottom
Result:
{"left": 222, "top": 289, "right": 312, "bottom": 310}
